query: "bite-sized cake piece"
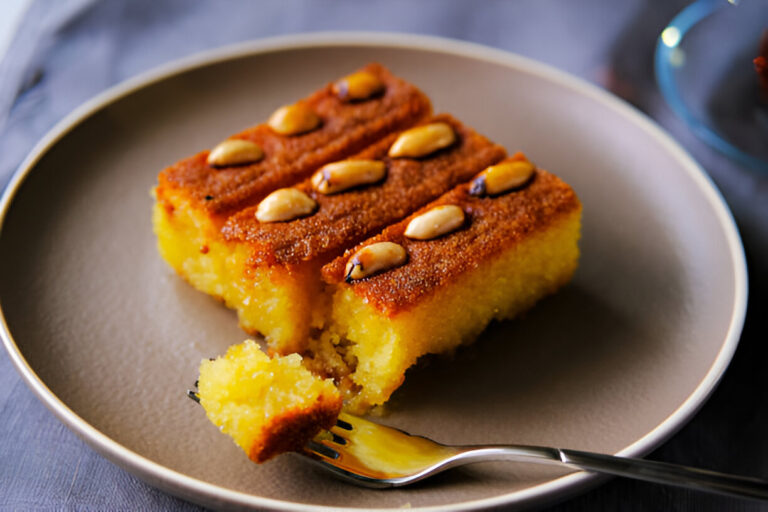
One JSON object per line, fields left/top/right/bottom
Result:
{"left": 322, "top": 154, "right": 582, "bottom": 411}
{"left": 197, "top": 340, "right": 341, "bottom": 463}
{"left": 218, "top": 114, "right": 506, "bottom": 353}
{"left": 154, "top": 64, "right": 431, "bottom": 335}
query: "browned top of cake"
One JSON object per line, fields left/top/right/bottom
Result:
{"left": 322, "top": 154, "right": 581, "bottom": 316}
{"left": 156, "top": 63, "right": 431, "bottom": 217}
{"left": 222, "top": 114, "right": 507, "bottom": 267}
{"left": 249, "top": 395, "right": 341, "bottom": 463}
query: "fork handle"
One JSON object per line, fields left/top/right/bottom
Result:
{"left": 558, "top": 448, "right": 768, "bottom": 500}
{"left": 479, "top": 445, "right": 768, "bottom": 500}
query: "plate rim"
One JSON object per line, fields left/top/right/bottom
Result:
{"left": 0, "top": 31, "right": 748, "bottom": 512}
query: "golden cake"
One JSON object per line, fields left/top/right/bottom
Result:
{"left": 154, "top": 63, "right": 432, "bottom": 343}
{"left": 197, "top": 339, "right": 341, "bottom": 463}
{"left": 219, "top": 114, "right": 505, "bottom": 353}
{"left": 321, "top": 154, "right": 582, "bottom": 411}
{"left": 166, "top": 66, "right": 582, "bottom": 463}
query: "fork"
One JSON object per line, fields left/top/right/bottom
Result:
{"left": 186, "top": 389, "right": 768, "bottom": 499}
{"left": 302, "top": 413, "right": 768, "bottom": 499}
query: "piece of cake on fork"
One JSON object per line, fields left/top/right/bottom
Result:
{"left": 196, "top": 340, "right": 341, "bottom": 463}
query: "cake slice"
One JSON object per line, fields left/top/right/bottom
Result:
{"left": 197, "top": 339, "right": 341, "bottom": 463}
{"left": 154, "top": 63, "right": 431, "bottom": 337}
{"left": 321, "top": 154, "right": 582, "bottom": 412}
{"left": 218, "top": 114, "right": 506, "bottom": 353}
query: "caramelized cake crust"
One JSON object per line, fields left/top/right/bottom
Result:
{"left": 323, "top": 153, "right": 581, "bottom": 315}
{"left": 157, "top": 63, "right": 432, "bottom": 220}
{"left": 222, "top": 114, "right": 507, "bottom": 267}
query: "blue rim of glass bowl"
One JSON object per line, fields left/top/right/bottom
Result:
{"left": 654, "top": 0, "right": 768, "bottom": 173}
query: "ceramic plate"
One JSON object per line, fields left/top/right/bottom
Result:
{"left": 0, "top": 34, "right": 747, "bottom": 511}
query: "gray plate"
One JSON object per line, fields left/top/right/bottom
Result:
{"left": 0, "top": 34, "right": 747, "bottom": 511}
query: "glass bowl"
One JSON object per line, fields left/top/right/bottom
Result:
{"left": 655, "top": 0, "right": 768, "bottom": 172}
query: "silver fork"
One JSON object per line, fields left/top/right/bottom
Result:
{"left": 303, "top": 413, "right": 768, "bottom": 499}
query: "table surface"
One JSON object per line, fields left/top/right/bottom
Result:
{"left": 1, "top": 1, "right": 767, "bottom": 510}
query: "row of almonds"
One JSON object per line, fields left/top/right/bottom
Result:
{"left": 203, "top": 69, "right": 535, "bottom": 282}
{"left": 343, "top": 158, "right": 535, "bottom": 281}
{"left": 206, "top": 70, "right": 385, "bottom": 168}
{"left": 255, "top": 121, "right": 457, "bottom": 223}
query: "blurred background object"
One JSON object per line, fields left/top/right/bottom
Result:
{"left": 656, "top": 0, "right": 768, "bottom": 172}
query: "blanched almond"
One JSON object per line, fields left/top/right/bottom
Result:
{"left": 333, "top": 71, "right": 385, "bottom": 101}
{"left": 207, "top": 139, "right": 264, "bottom": 167}
{"left": 311, "top": 159, "right": 386, "bottom": 194}
{"left": 268, "top": 103, "right": 321, "bottom": 135}
{"left": 404, "top": 205, "right": 465, "bottom": 240}
{"left": 388, "top": 122, "right": 456, "bottom": 158}
{"left": 470, "top": 160, "right": 535, "bottom": 196}
{"left": 256, "top": 188, "right": 317, "bottom": 223}
{"left": 345, "top": 242, "right": 407, "bottom": 281}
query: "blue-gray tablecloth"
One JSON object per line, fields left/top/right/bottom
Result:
{"left": 1, "top": 1, "right": 767, "bottom": 510}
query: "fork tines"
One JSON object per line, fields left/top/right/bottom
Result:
{"left": 186, "top": 381, "right": 200, "bottom": 403}
{"left": 335, "top": 418, "right": 353, "bottom": 431}
{"left": 306, "top": 440, "right": 339, "bottom": 459}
